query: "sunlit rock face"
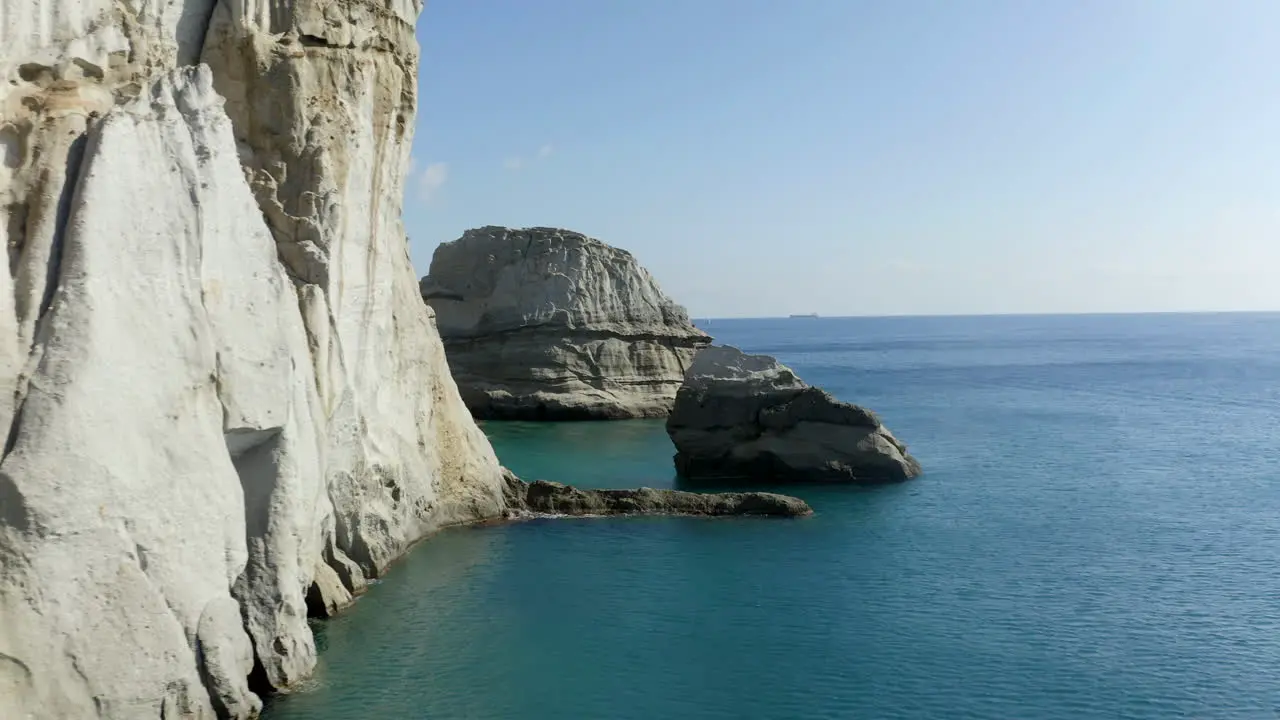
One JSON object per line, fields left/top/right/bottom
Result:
{"left": 667, "top": 345, "right": 923, "bottom": 485}
{"left": 0, "top": 2, "right": 505, "bottom": 716}
{"left": 423, "top": 226, "right": 712, "bottom": 420}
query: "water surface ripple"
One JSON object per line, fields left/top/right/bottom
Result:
{"left": 266, "top": 313, "right": 1280, "bottom": 719}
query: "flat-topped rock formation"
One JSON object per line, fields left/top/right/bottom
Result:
{"left": 422, "top": 226, "right": 711, "bottom": 420}
{"left": 666, "top": 346, "right": 922, "bottom": 484}
{"left": 501, "top": 473, "right": 812, "bottom": 518}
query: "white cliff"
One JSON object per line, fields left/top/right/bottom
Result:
{"left": 0, "top": 1, "right": 505, "bottom": 717}
{"left": 422, "top": 226, "right": 711, "bottom": 420}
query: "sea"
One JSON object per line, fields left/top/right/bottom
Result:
{"left": 263, "top": 313, "right": 1280, "bottom": 719}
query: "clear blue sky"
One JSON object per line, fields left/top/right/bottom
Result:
{"left": 404, "top": 0, "right": 1280, "bottom": 318}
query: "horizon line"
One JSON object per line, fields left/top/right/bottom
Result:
{"left": 690, "top": 309, "right": 1280, "bottom": 321}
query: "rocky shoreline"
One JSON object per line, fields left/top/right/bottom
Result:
{"left": 501, "top": 472, "right": 813, "bottom": 518}
{"left": 304, "top": 471, "right": 811, "bottom": 619}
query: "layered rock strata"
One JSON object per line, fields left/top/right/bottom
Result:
{"left": 0, "top": 1, "right": 504, "bottom": 717}
{"left": 667, "top": 346, "right": 922, "bottom": 484}
{"left": 422, "top": 226, "right": 711, "bottom": 420}
{"left": 502, "top": 473, "right": 813, "bottom": 518}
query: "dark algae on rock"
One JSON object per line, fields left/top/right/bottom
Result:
{"left": 502, "top": 471, "right": 812, "bottom": 518}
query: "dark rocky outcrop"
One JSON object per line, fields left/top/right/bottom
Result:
{"left": 501, "top": 472, "right": 813, "bottom": 518}
{"left": 667, "top": 346, "right": 922, "bottom": 484}
{"left": 422, "top": 226, "right": 711, "bottom": 420}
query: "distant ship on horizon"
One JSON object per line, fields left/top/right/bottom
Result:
{"left": 789, "top": 313, "right": 820, "bottom": 318}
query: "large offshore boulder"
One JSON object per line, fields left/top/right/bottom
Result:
{"left": 666, "top": 346, "right": 922, "bottom": 484}
{"left": 422, "top": 226, "right": 711, "bottom": 420}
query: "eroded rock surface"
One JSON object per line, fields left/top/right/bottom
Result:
{"left": 0, "top": 1, "right": 505, "bottom": 716}
{"left": 0, "top": 64, "right": 287, "bottom": 720}
{"left": 667, "top": 346, "right": 923, "bottom": 484}
{"left": 422, "top": 226, "right": 711, "bottom": 420}
{"left": 502, "top": 472, "right": 812, "bottom": 518}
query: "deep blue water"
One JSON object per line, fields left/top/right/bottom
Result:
{"left": 265, "top": 313, "right": 1280, "bottom": 719}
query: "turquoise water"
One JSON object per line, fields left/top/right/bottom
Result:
{"left": 265, "top": 313, "right": 1280, "bottom": 719}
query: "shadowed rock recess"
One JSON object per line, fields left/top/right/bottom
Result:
{"left": 0, "top": 1, "right": 504, "bottom": 717}
{"left": 667, "top": 346, "right": 923, "bottom": 484}
{"left": 502, "top": 473, "right": 813, "bottom": 518}
{"left": 422, "top": 226, "right": 712, "bottom": 420}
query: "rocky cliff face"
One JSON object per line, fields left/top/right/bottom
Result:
{"left": 0, "top": 2, "right": 504, "bottom": 717}
{"left": 421, "top": 226, "right": 711, "bottom": 420}
{"left": 502, "top": 474, "right": 813, "bottom": 518}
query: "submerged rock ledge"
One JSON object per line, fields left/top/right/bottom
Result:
{"left": 501, "top": 472, "right": 813, "bottom": 518}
